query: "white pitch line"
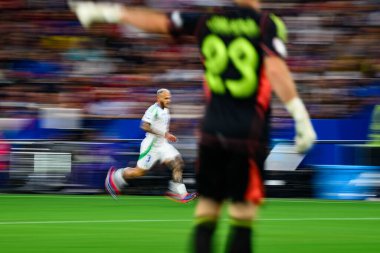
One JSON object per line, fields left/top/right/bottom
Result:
{"left": 264, "top": 199, "right": 380, "bottom": 204}
{"left": 0, "top": 194, "right": 379, "bottom": 205}
{"left": 0, "top": 194, "right": 163, "bottom": 200}
{"left": 0, "top": 219, "right": 191, "bottom": 225}
{"left": 261, "top": 217, "right": 380, "bottom": 221}
{"left": 0, "top": 194, "right": 377, "bottom": 204}
{"left": 1, "top": 217, "right": 380, "bottom": 226}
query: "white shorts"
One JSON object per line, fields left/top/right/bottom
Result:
{"left": 137, "top": 138, "right": 180, "bottom": 170}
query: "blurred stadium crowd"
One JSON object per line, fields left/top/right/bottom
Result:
{"left": 0, "top": 0, "right": 379, "bottom": 136}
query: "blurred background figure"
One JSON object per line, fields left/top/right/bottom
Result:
{"left": 106, "top": 88, "right": 197, "bottom": 203}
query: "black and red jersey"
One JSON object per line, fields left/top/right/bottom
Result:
{"left": 169, "top": 6, "right": 288, "bottom": 151}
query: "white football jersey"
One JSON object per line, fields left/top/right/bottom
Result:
{"left": 141, "top": 103, "right": 170, "bottom": 143}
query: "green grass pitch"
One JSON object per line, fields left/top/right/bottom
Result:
{"left": 0, "top": 194, "right": 379, "bottom": 253}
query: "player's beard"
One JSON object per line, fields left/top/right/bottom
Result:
{"left": 161, "top": 101, "right": 170, "bottom": 108}
{"left": 158, "top": 101, "right": 166, "bottom": 108}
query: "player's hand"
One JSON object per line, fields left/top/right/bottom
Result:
{"left": 294, "top": 118, "right": 316, "bottom": 153}
{"left": 165, "top": 132, "right": 177, "bottom": 142}
{"left": 68, "top": 1, "right": 123, "bottom": 28}
{"left": 285, "top": 97, "right": 317, "bottom": 153}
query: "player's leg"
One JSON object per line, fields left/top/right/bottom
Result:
{"left": 192, "top": 196, "right": 222, "bottom": 253}
{"left": 166, "top": 156, "right": 190, "bottom": 200}
{"left": 106, "top": 165, "right": 146, "bottom": 199}
{"left": 226, "top": 202, "right": 258, "bottom": 253}
{"left": 167, "top": 155, "right": 184, "bottom": 183}
{"left": 225, "top": 155, "right": 265, "bottom": 253}
{"left": 161, "top": 143, "right": 197, "bottom": 202}
{"left": 105, "top": 166, "right": 121, "bottom": 199}
{"left": 191, "top": 144, "right": 226, "bottom": 253}
{"left": 105, "top": 138, "right": 158, "bottom": 198}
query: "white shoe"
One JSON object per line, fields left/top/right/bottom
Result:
{"left": 105, "top": 166, "right": 121, "bottom": 200}
{"left": 165, "top": 192, "right": 198, "bottom": 203}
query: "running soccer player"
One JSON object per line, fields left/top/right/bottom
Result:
{"left": 70, "top": 0, "right": 317, "bottom": 252}
{"left": 106, "top": 88, "right": 197, "bottom": 203}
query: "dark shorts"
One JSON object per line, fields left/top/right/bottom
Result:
{"left": 196, "top": 143, "right": 267, "bottom": 204}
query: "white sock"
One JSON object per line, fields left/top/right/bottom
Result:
{"left": 168, "top": 180, "right": 188, "bottom": 197}
{"left": 113, "top": 168, "right": 128, "bottom": 189}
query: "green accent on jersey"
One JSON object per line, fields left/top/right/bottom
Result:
{"left": 194, "top": 216, "right": 218, "bottom": 226}
{"left": 154, "top": 107, "right": 159, "bottom": 120}
{"left": 206, "top": 16, "right": 259, "bottom": 38}
{"left": 138, "top": 138, "right": 156, "bottom": 160}
{"left": 148, "top": 104, "right": 156, "bottom": 113}
{"left": 202, "top": 35, "right": 259, "bottom": 99}
{"left": 270, "top": 14, "right": 287, "bottom": 42}
{"left": 230, "top": 218, "right": 252, "bottom": 228}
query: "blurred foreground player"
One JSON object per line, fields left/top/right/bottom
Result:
{"left": 70, "top": 0, "right": 317, "bottom": 252}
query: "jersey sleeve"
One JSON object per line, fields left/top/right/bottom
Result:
{"left": 168, "top": 11, "right": 203, "bottom": 36}
{"left": 261, "top": 14, "right": 288, "bottom": 59}
{"left": 141, "top": 106, "right": 156, "bottom": 124}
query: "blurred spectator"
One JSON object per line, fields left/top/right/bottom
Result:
{"left": 0, "top": 0, "right": 379, "bottom": 138}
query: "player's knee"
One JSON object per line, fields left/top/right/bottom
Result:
{"left": 228, "top": 202, "right": 257, "bottom": 221}
{"left": 195, "top": 197, "right": 222, "bottom": 218}
{"left": 166, "top": 156, "right": 184, "bottom": 171}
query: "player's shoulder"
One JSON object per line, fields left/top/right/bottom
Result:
{"left": 267, "top": 13, "right": 288, "bottom": 42}
{"left": 148, "top": 103, "right": 159, "bottom": 110}
{"left": 220, "top": 5, "right": 260, "bottom": 18}
{"left": 145, "top": 103, "right": 159, "bottom": 113}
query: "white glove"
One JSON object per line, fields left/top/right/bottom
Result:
{"left": 285, "top": 97, "right": 317, "bottom": 153}
{"left": 68, "top": 1, "right": 123, "bottom": 28}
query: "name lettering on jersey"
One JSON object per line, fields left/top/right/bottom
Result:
{"left": 206, "top": 16, "right": 259, "bottom": 38}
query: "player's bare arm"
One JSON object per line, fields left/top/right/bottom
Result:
{"left": 141, "top": 121, "right": 177, "bottom": 142}
{"left": 264, "top": 56, "right": 297, "bottom": 103}
{"left": 120, "top": 7, "right": 170, "bottom": 33}
{"left": 265, "top": 55, "right": 317, "bottom": 153}
{"left": 69, "top": 1, "right": 170, "bottom": 33}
